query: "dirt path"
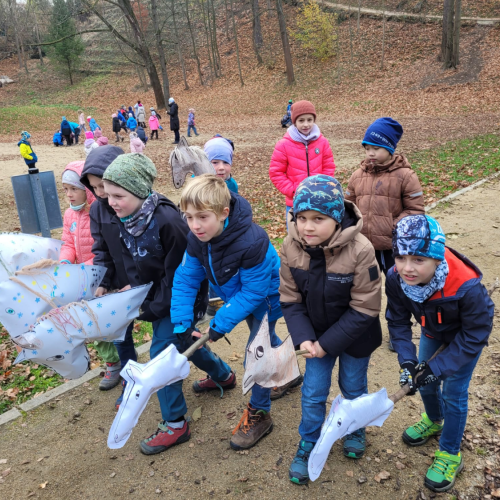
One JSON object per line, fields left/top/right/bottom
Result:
{"left": 1, "top": 177, "right": 499, "bottom": 499}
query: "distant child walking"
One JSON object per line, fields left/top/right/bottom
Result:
{"left": 280, "top": 175, "right": 382, "bottom": 485}
{"left": 18, "top": 131, "right": 37, "bottom": 169}
{"left": 204, "top": 136, "right": 238, "bottom": 193}
{"left": 87, "top": 116, "right": 101, "bottom": 132}
{"left": 269, "top": 100, "right": 335, "bottom": 221}
{"left": 148, "top": 111, "right": 160, "bottom": 140}
{"left": 345, "top": 117, "right": 425, "bottom": 276}
{"left": 387, "top": 215, "right": 494, "bottom": 493}
{"left": 127, "top": 113, "right": 137, "bottom": 132}
{"left": 84, "top": 131, "right": 98, "bottom": 157}
{"left": 187, "top": 108, "right": 199, "bottom": 137}
{"left": 112, "top": 113, "right": 124, "bottom": 143}
{"left": 78, "top": 110, "right": 86, "bottom": 132}
{"left": 130, "top": 132, "right": 145, "bottom": 153}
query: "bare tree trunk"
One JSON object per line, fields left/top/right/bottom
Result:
{"left": 8, "top": 0, "right": 23, "bottom": 70}
{"left": 185, "top": 0, "right": 204, "bottom": 85}
{"left": 267, "top": 0, "right": 273, "bottom": 17}
{"left": 223, "top": 0, "right": 231, "bottom": 40}
{"left": 276, "top": 0, "right": 294, "bottom": 84}
{"left": 441, "top": 0, "right": 454, "bottom": 66}
{"left": 199, "top": 0, "right": 217, "bottom": 77}
{"left": 150, "top": 0, "right": 171, "bottom": 99}
{"left": 251, "top": 0, "right": 263, "bottom": 64}
{"left": 123, "top": 17, "right": 149, "bottom": 91}
{"left": 209, "top": 0, "right": 221, "bottom": 74}
{"left": 33, "top": 9, "right": 44, "bottom": 67}
{"left": 229, "top": 0, "right": 244, "bottom": 86}
{"left": 171, "top": 0, "right": 189, "bottom": 90}
{"left": 452, "top": 0, "right": 461, "bottom": 67}
{"left": 380, "top": 0, "right": 386, "bottom": 70}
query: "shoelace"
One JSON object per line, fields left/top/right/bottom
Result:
{"left": 413, "top": 418, "right": 434, "bottom": 436}
{"left": 232, "top": 408, "right": 259, "bottom": 435}
{"left": 145, "top": 421, "right": 173, "bottom": 443}
{"left": 199, "top": 375, "right": 225, "bottom": 398}
{"left": 294, "top": 447, "right": 311, "bottom": 466}
{"left": 431, "top": 453, "right": 458, "bottom": 479}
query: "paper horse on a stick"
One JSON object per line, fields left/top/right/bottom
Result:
{"left": 108, "top": 344, "right": 190, "bottom": 449}
{"left": 12, "top": 283, "right": 153, "bottom": 379}
{"left": 242, "top": 314, "right": 301, "bottom": 395}
{"left": 307, "top": 389, "right": 394, "bottom": 481}
{"left": 0, "top": 233, "right": 62, "bottom": 283}
{"left": 0, "top": 262, "right": 106, "bottom": 336}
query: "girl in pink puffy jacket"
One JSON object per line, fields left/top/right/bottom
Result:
{"left": 269, "top": 100, "right": 336, "bottom": 222}
{"left": 60, "top": 161, "right": 96, "bottom": 265}
{"left": 149, "top": 111, "right": 160, "bottom": 140}
{"left": 129, "top": 132, "right": 145, "bottom": 153}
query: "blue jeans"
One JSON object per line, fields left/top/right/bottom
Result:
{"left": 113, "top": 321, "right": 137, "bottom": 369}
{"left": 244, "top": 315, "right": 281, "bottom": 412}
{"left": 299, "top": 351, "right": 370, "bottom": 442}
{"left": 418, "top": 334, "right": 482, "bottom": 455}
{"left": 150, "top": 316, "right": 232, "bottom": 422}
{"left": 187, "top": 125, "right": 198, "bottom": 137}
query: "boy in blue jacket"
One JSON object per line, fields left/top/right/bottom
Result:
{"left": 171, "top": 174, "right": 283, "bottom": 451}
{"left": 126, "top": 113, "right": 137, "bottom": 132}
{"left": 53, "top": 130, "right": 64, "bottom": 147}
{"left": 387, "top": 214, "right": 494, "bottom": 493}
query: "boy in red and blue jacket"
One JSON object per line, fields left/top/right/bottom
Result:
{"left": 386, "top": 214, "right": 494, "bottom": 493}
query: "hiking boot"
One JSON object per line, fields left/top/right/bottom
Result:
{"left": 99, "top": 362, "right": 121, "bottom": 390}
{"left": 115, "top": 380, "right": 126, "bottom": 410}
{"left": 140, "top": 420, "right": 190, "bottom": 455}
{"left": 230, "top": 404, "right": 273, "bottom": 450}
{"left": 403, "top": 413, "right": 443, "bottom": 446}
{"left": 343, "top": 428, "right": 366, "bottom": 458}
{"left": 192, "top": 370, "right": 236, "bottom": 393}
{"left": 425, "top": 450, "right": 463, "bottom": 492}
{"left": 270, "top": 374, "right": 303, "bottom": 400}
{"left": 289, "top": 440, "right": 315, "bottom": 485}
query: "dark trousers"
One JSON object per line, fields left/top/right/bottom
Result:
{"left": 375, "top": 249, "right": 395, "bottom": 276}
{"left": 113, "top": 321, "right": 137, "bottom": 369}
{"left": 63, "top": 134, "right": 73, "bottom": 145}
{"left": 173, "top": 129, "right": 180, "bottom": 143}
{"left": 74, "top": 131, "right": 80, "bottom": 145}
{"left": 150, "top": 129, "right": 158, "bottom": 139}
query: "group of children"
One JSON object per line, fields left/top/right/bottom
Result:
{"left": 21, "top": 97, "right": 493, "bottom": 494}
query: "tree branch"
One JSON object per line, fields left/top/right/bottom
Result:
{"left": 27, "top": 29, "right": 110, "bottom": 46}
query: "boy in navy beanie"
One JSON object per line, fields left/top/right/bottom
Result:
{"left": 345, "top": 117, "right": 424, "bottom": 350}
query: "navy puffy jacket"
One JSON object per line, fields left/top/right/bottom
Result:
{"left": 171, "top": 193, "right": 282, "bottom": 334}
{"left": 386, "top": 247, "right": 494, "bottom": 378}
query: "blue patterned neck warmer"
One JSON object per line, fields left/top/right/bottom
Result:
{"left": 120, "top": 191, "right": 158, "bottom": 237}
{"left": 400, "top": 258, "right": 449, "bottom": 303}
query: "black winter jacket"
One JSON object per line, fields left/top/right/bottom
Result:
{"left": 112, "top": 117, "right": 121, "bottom": 133}
{"left": 167, "top": 103, "right": 180, "bottom": 131}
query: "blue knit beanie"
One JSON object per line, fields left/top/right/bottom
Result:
{"left": 204, "top": 137, "right": 233, "bottom": 166}
{"left": 393, "top": 215, "right": 446, "bottom": 261}
{"left": 293, "top": 174, "right": 345, "bottom": 223}
{"left": 362, "top": 117, "right": 403, "bottom": 154}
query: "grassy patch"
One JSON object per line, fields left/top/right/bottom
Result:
{"left": 408, "top": 133, "right": 500, "bottom": 204}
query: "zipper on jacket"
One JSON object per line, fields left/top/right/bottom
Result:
{"left": 437, "top": 306, "right": 442, "bottom": 324}
{"left": 421, "top": 314, "right": 426, "bottom": 327}
{"left": 208, "top": 244, "right": 219, "bottom": 286}
{"left": 305, "top": 143, "right": 310, "bottom": 177}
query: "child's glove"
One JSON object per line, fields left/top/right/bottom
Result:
{"left": 415, "top": 361, "right": 438, "bottom": 388}
{"left": 178, "top": 328, "right": 200, "bottom": 348}
{"left": 399, "top": 360, "right": 418, "bottom": 395}
{"left": 208, "top": 324, "right": 225, "bottom": 343}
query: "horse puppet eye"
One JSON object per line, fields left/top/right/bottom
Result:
{"left": 135, "top": 390, "right": 141, "bottom": 399}
{"left": 255, "top": 346, "right": 264, "bottom": 359}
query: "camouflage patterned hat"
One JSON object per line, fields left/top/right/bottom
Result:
{"left": 293, "top": 174, "right": 345, "bottom": 223}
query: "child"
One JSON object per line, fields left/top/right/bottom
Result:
{"left": 136, "top": 103, "right": 146, "bottom": 128}
{"left": 101, "top": 154, "right": 210, "bottom": 438}
{"left": 128, "top": 106, "right": 136, "bottom": 119}
{"left": 53, "top": 130, "right": 64, "bottom": 147}
{"left": 204, "top": 136, "right": 238, "bottom": 193}
{"left": 61, "top": 116, "right": 73, "bottom": 146}
{"left": 112, "top": 113, "right": 124, "bottom": 143}
{"left": 387, "top": 215, "right": 494, "bottom": 493}
{"left": 87, "top": 116, "right": 101, "bottom": 132}
{"left": 80, "top": 146, "right": 137, "bottom": 400}
{"left": 117, "top": 110, "right": 127, "bottom": 132}
{"left": 127, "top": 113, "right": 137, "bottom": 133}
{"left": 149, "top": 106, "right": 161, "bottom": 120}
{"left": 187, "top": 108, "right": 199, "bottom": 137}
{"left": 279, "top": 174, "right": 382, "bottom": 485}
{"left": 136, "top": 126, "right": 148, "bottom": 145}
{"left": 84, "top": 131, "right": 98, "bottom": 157}
{"left": 69, "top": 120, "right": 81, "bottom": 145}
{"left": 148, "top": 111, "right": 159, "bottom": 140}
{"left": 345, "top": 117, "right": 425, "bottom": 276}
{"left": 18, "top": 131, "right": 37, "bottom": 169}
{"left": 170, "top": 174, "right": 283, "bottom": 452}
{"left": 269, "top": 100, "right": 335, "bottom": 221}
{"left": 94, "top": 129, "right": 109, "bottom": 146}
{"left": 129, "top": 132, "right": 145, "bottom": 153}
{"left": 78, "top": 110, "right": 86, "bottom": 132}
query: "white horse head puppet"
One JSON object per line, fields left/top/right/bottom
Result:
{"left": 108, "top": 343, "right": 190, "bottom": 449}
{"left": 13, "top": 283, "right": 153, "bottom": 379}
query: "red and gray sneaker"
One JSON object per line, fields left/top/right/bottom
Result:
{"left": 99, "top": 362, "right": 121, "bottom": 391}
{"left": 192, "top": 370, "right": 237, "bottom": 393}
{"left": 140, "top": 420, "right": 190, "bottom": 455}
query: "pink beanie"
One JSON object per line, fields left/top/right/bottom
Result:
{"left": 85, "top": 131, "right": 94, "bottom": 139}
{"left": 94, "top": 129, "right": 102, "bottom": 138}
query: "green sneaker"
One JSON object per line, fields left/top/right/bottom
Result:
{"left": 425, "top": 450, "right": 463, "bottom": 492}
{"left": 402, "top": 413, "right": 443, "bottom": 446}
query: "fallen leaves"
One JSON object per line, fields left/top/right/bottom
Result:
{"left": 346, "top": 470, "right": 353, "bottom": 477}
{"left": 374, "top": 470, "right": 391, "bottom": 483}
{"left": 192, "top": 406, "right": 202, "bottom": 422}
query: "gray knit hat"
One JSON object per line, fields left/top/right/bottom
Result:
{"left": 103, "top": 153, "right": 157, "bottom": 199}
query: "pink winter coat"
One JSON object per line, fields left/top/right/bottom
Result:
{"left": 149, "top": 115, "right": 160, "bottom": 131}
{"left": 130, "top": 137, "right": 145, "bottom": 153}
{"left": 60, "top": 161, "right": 96, "bottom": 265}
{"left": 269, "top": 131, "right": 336, "bottom": 206}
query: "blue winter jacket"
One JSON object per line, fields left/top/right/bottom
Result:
{"left": 386, "top": 246, "right": 494, "bottom": 379}
{"left": 89, "top": 118, "right": 101, "bottom": 132}
{"left": 69, "top": 122, "right": 80, "bottom": 134}
{"left": 118, "top": 112, "right": 126, "bottom": 124}
{"left": 127, "top": 117, "right": 137, "bottom": 130}
{"left": 225, "top": 176, "right": 238, "bottom": 194}
{"left": 53, "top": 132, "right": 64, "bottom": 146}
{"left": 171, "top": 193, "right": 282, "bottom": 335}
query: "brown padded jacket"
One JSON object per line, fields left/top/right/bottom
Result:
{"left": 345, "top": 154, "right": 424, "bottom": 251}
{"left": 279, "top": 201, "right": 382, "bottom": 359}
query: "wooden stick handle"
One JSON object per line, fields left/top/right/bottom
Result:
{"left": 295, "top": 349, "right": 309, "bottom": 356}
{"left": 181, "top": 333, "right": 210, "bottom": 359}
{"left": 389, "top": 343, "right": 447, "bottom": 404}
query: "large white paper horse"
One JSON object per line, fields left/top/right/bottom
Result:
{"left": 12, "top": 283, "right": 153, "bottom": 379}
{"left": 108, "top": 344, "right": 190, "bottom": 449}
{"left": 0, "top": 262, "right": 106, "bottom": 336}
{"left": 0, "top": 233, "right": 62, "bottom": 282}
